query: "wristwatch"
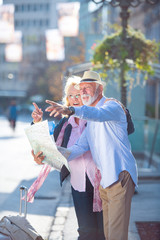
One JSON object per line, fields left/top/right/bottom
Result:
{"left": 68, "top": 106, "right": 75, "bottom": 116}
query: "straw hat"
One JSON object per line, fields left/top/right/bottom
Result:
{"left": 75, "top": 70, "right": 106, "bottom": 89}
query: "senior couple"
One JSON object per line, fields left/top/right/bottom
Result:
{"left": 32, "top": 70, "right": 137, "bottom": 240}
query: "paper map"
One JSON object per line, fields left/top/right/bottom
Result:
{"left": 24, "top": 120, "right": 70, "bottom": 171}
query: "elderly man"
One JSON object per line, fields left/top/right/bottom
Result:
{"left": 45, "top": 70, "right": 138, "bottom": 240}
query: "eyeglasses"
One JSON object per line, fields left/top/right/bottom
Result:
{"left": 68, "top": 94, "right": 81, "bottom": 99}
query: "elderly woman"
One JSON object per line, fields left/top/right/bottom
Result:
{"left": 31, "top": 76, "right": 105, "bottom": 240}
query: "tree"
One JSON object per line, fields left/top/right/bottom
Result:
{"left": 91, "top": 26, "right": 159, "bottom": 106}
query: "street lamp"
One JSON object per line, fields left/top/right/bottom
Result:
{"left": 92, "top": 0, "right": 158, "bottom": 6}
{"left": 92, "top": 0, "right": 158, "bottom": 38}
{"left": 91, "top": 0, "right": 158, "bottom": 106}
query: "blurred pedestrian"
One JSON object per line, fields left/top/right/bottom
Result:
{"left": 45, "top": 70, "right": 138, "bottom": 240}
{"left": 8, "top": 100, "right": 17, "bottom": 131}
{"left": 31, "top": 76, "right": 105, "bottom": 240}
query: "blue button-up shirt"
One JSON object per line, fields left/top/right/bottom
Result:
{"left": 68, "top": 96, "right": 138, "bottom": 188}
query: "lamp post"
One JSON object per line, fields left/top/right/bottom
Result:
{"left": 91, "top": 0, "right": 158, "bottom": 106}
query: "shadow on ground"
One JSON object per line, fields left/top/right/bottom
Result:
{"left": 0, "top": 170, "right": 73, "bottom": 217}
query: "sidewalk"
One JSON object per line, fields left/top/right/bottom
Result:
{"left": 48, "top": 163, "right": 160, "bottom": 240}
{"left": 0, "top": 116, "right": 159, "bottom": 240}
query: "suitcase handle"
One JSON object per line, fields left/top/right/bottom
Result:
{"left": 19, "top": 186, "right": 28, "bottom": 217}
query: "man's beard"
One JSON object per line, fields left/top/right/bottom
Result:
{"left": 81, "top": 88, "right": 99, "bottom": 106}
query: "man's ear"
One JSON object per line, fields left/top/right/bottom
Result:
{"left": 99, "top": 84, "right": 103, "bottom": 94}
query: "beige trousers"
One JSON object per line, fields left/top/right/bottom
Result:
{"left": 99, "top": 171, "right": 135, "bottom": 240}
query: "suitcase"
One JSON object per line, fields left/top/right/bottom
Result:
{"left": 0, "top": 186, "right": 44, "bottom": 240}
{"left": 0, "top": 233, "right": 11, "bottom": 240}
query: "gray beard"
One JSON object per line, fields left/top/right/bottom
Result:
{"left": 81, "top": 91, "right": 99, "bottom": 106}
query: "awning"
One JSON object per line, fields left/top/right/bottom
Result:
{"left": 65, "top": 62, "right": 92, "bottom": 75}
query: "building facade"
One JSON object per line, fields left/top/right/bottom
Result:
{"left": 129, "top": 2, "right": 160, "bottom": 119}
{"left": 0, "top": 0, "right": 68, "bottom": 106}
{"left": 100, "top": 1, "right": 160, "bottom": 118}
{"left": 1, "top": 0, "right": 160, "bottom": 119}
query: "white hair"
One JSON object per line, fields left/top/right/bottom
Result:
{"left": 62, "top": 75, "right": 81, "bottom": 106}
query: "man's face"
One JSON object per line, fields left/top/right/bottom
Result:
{"left": 79, "top": 82, "right": 99, "bottom": 106}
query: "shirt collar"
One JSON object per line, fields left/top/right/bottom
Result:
{"left": 68, "top": 116, "right": 86, "bottom": 128}
{"left": 95, "top": 96, "right": 106, "bottom": 107}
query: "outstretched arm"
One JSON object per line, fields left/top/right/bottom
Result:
{"left": 45, "top": 99, "right": 125, "bottom": 123}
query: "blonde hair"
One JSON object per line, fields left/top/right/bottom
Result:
{"left": 62, "top": 75, "right": 81, "bottom": 106}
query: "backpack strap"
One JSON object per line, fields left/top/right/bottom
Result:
{"left": 104, "top": 98, "right": 127, "bottom": 114}
{"left": 104, "top": 98, "right": 135, "bottom": 135}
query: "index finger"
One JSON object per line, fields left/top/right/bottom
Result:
{"left": 45, "top": 100, "right": 57, "bottom": 105}
{"left": 32, "top": 102, "right": 40, "bottom": 110}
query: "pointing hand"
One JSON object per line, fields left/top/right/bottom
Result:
{"left": 31, "top": 102, "right": 43, "bottom": 123}
{"left": 45, "top": 100, "right": 72, "bottom": 117}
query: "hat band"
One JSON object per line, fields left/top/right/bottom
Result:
{"left": 80, "top": 79, "right": 98, "bottom": 83}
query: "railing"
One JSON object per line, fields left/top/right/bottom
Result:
{"left": 129, "top": 117, "right": 160, "bottom": 166}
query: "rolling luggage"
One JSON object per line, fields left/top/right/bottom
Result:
{"left": 0, "top": 186, "right": 44, "bottom": 240}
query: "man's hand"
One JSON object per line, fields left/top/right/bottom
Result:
{"left": 31, "top": 150, "right": 45, "bottom": 165}
{"left": 31, "top": 102, "right": 43, "bottom": 123}
{"left": 45, "top": 100, "right": 72, "bottom": 117}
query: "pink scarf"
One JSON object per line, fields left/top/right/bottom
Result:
{"left": 26, "top": 163, "right": 102, "bottom": 212}
{"left": 93, "top": 168, "right": 102, "bottom": 212}
{"left": 26, "top": 162, "right": 102, "bottom": 212}
{"left": 26, "top": 164, "right": 51, "bottom": 202}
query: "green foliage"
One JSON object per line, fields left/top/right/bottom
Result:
{"left": 92, "top": 26, "right": 159, "bottom": 76}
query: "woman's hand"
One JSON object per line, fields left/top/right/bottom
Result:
{"left": 31, "top": 150, "right": 45, "bottom": 165}
{"left": 31, "top": 102, "right": 43, "bottom": 123}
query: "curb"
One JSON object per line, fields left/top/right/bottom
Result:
{"left": 49, "top": 180, "right": 72, "bottom": 240}
{"left": 138, "top": 169, "right": 160, "bottom": 181}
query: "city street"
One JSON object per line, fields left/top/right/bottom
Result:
{"left": 0, "top": 1, "right": 160, "bottom": 239}
{"left": 0, "top": 115, "right": 160, "bottom": 240}
{"left": 0, "top": 115, "right": 65, "bottom": 239}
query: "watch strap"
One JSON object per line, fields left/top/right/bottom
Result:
{"left": 68, "top": 106, "right": 75, "bottom": 115}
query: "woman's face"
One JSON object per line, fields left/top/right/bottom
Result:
{"left": 67, "top": 84, "right": 83, "bottom": 107}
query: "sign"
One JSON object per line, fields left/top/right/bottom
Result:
{"left": 57, "top": 2, "right": 80, "bottom": 37}
{"left": 0, "top": 4, "right": 14, "bottom": 43}
{"left": 5, "top": 31, "right": 22, "bottom": 62}
{"left": 45, "top": 29, "right": 65, "bottom": 61}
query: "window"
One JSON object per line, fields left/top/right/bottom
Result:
{"left": 46, "top": 3, "right": 49, "bottom": 11}
{"left": 33, "top": 4, "right": 37, "bottom": 11}
{"left": 27, "top": 4, "right": 31, "bottom": 11}
{"left": 45, "top": 19, "right": 49, "bottom": 27}
{"left": 15, "top": 5, "right": 18, "bottom": 12}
